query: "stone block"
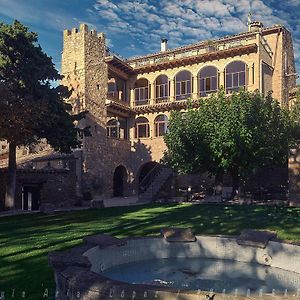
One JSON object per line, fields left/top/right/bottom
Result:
{"left": 48, "top": 245, "right": 91, "bottom": 271}
{"left": 160, "top": 227, "right": 196, "bottom": 242}
{"left": 236, "top": 229, "right": 277, "bottom": 248}
{"left": 83, "top": 233, "right": 126, "bottom": 248}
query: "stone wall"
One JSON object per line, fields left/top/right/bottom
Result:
{"left": 282, "top": 28, "right": 297, "bottom": 106}
{"left": 264, "top": 27, "right": 296, "bottom": 105}
{"left": 0, "top": 159, "right": 77, "bottom": 210}
{"left": 62, "top": 25, "right": 134, "bottom": 198}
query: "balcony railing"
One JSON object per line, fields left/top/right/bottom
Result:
{"left": 156, "top": 97, "right": 169, "bottom": 104}
{"left": 106, "top": 91, "right": 130, "bottom": 107}
{"left": 107, "top": 91, "right": 119, "bottom": 99}
{"left": 135, "top": 99, "right": 149, "bottom": 106}
{"left": 128, "top": 36, "right": 256, "bottom": 68}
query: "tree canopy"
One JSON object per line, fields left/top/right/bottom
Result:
{"left": 0, "top": 20, "right": 85, "bottom": 208}
{"left": 289, "top": 86, "right": 300, "bottom": 141}
{"left": 163, "top": 90, "right": 296, "bottom": 192}
{"left": 0, "top": 20, "right": 82, "bottom": 152}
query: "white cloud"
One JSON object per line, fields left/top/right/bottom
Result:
{"left": 0, "top": 0, "right": 94, "bottom": 32}
{"left": 0, "top": 0, "right": 298, "bottom": 81}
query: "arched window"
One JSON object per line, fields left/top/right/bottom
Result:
{"left": 135, "top": 117, "right": 150, "bottom": 138}
{"left": 135, "top": 78, "right": 149, "bottom": 105}
{"left": 155, "top": 75, "right": 169, "bottom": 103}
{"left": 198, "top": 66, "right": 218, "bottom": 97}
{"left": 107, "top": 118, "right": 127, "bottom": 139}
{"left": 154, "top": 115, "right": 168, "bottom": 137}
{"left": 175, "top": 70, "right": 192, "bottom": 100}
{"left": 107, "top": 119, "right": 119, "bottom": 138}
{"left": 225, "top": 61, "right": 247, "bottom": 93}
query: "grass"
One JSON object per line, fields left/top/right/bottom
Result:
{"left": 1, "top": 203, "right": 300, "bottom": 299}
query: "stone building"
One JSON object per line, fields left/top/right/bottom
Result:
{"left": 61, "top": 21, "right": 296, "bottom": 201}
{"left": 0, "top": 154, "right": 78, "bottom": 211}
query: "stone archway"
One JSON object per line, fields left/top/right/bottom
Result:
{"left": 113, "top": 165, "right": 127, "bottom": 197}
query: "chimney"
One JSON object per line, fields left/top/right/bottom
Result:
{"left": 249, "top": 21, "right": 263, "bottom": 32}
{"left": 161, "top": 38, "right": 168, "bottom": 52}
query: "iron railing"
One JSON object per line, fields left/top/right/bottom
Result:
{"left": 138, "top": 164, "right": 162, "bottom": 200}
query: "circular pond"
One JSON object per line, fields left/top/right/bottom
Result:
{"left": 103, "top": 257, "right": 300, "bottom": 294}
{"left": 49, "top": 232, "right": 300, "bottom": 299}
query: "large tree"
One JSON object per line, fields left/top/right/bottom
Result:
{"left": 0, "top": 20, "right": 84, "bottom": 208}
{"left": 164, "top": 90, "right": 293, "bottom": 197}
{"left": 290, "top": 87, "right": 300, "bottom": 136}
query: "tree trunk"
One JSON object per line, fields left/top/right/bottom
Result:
{"left": 231, "top": 169, "right": 239, "bottom": 199}
{"left": 214, "top": 169, "right": 224, "bottom": 194}
{"left": 5, "top": 142, "right": 16, "bottom": 209}
{"left": 215, "top": 169, "right": 224, "bottom": 185}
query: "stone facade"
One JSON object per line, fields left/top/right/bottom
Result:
{"left": 61, "top": 22, "right": 297, "bottom": 199}
{"left": 0, "top": 156, "right": 78, "bottom": 210}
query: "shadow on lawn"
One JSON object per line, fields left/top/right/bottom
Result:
{"left": 1, "top": 204, "right": 300, "bottom": 300}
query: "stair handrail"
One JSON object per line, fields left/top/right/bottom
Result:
{"left": 138, "top": 163, "right": 163, "bottom": 195}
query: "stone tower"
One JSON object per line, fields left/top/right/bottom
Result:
{"left": 62, "top": 24, "right": 110, "bottom": 198}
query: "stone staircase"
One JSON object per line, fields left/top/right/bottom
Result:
{"left": 138, "top": 166, "right": 173, "bottom": 203}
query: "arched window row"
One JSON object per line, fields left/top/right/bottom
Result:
{"left": 133, "top": 61, "right": 248, "bottom": 105}
{"left": 107, "top": 115, "right": 168, "bottom": 139}
{"left": 135, "top": 115, "right": 168, "bottom": 139}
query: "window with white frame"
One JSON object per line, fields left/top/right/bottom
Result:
{"left": 225, "top": 61, "right": 247, "bottom": 93}
{"left": 199, "top": 66, "right": 218, "bottom": 97}
{"left": 155, "top": 75, "right": 169, "bottom": 103}
{"left": 175, "top": 70, "right": 192, "bottom": 100}
{"left": 107, "top": 118, "right": 127, "bottom": 139}
{"left": 107, "top": 119, "right": 119, "bottom": 138}
{"left": 135, "top": 117, "right": 150, "bottom": 138}
{"left": 134, "top": 78, "right": 149, "bottom": 105}
{"left": 154, "top": 115, "right": 168, "bottom": 137}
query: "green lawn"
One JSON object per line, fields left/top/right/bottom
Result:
{"left": 1, "top": 203, "right": 300, "bottom": 299}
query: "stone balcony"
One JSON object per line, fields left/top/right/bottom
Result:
{"left": 105, "top": 93, "right": 132, "bottom": 117}
{"left": 127, "top": 35, "right": 258, "bottom": 70}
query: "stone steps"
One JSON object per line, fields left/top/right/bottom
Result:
{"left": 139, "top": 167, "right": 172, "bottom": 202}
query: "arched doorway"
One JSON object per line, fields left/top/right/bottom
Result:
{"left": 113, "top": 165, "right": 127, "bottom": 197}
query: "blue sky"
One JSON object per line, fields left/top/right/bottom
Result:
{"left": 0, "top": 0, "right": 299, "bottom": 83}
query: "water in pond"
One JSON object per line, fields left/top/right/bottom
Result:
{"left": 103, "top": 257, "right": 300, "bottom": 295}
